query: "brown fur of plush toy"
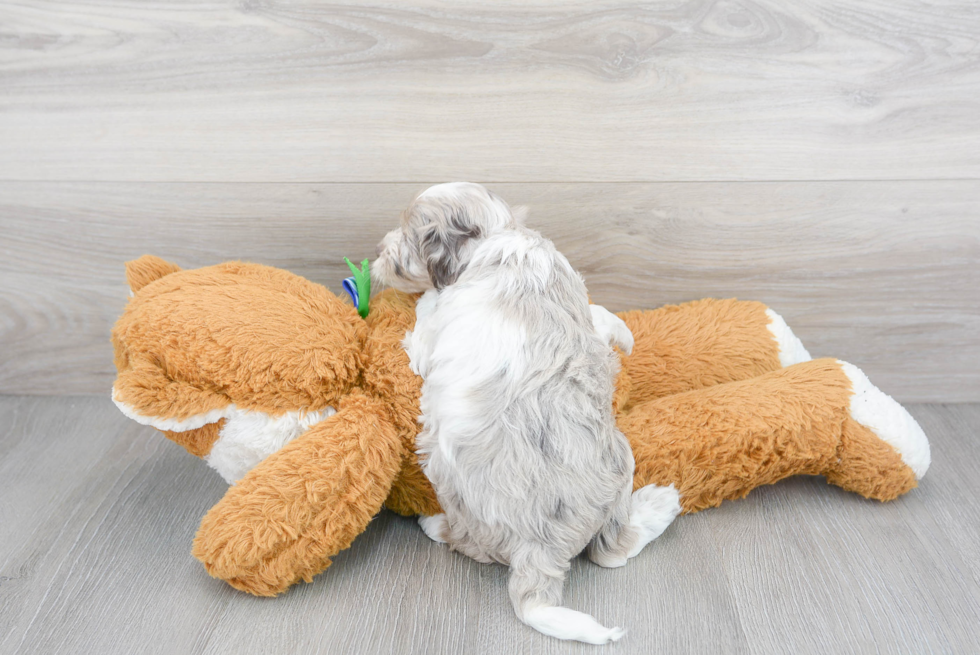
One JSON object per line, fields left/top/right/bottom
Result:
{"left": 111, "top": 256, "right": 927, "bottom": 596}
{"left": 162, "top": 421, "right": 224, "bottom": 458}
{"left": 622, "top": 358, "right": 916, "bottom": 512}
{"left": 618, "top": 298, "right": 782, "bottom": 407}
{"left": 112, "top": 258, "right": 365, "bottom": 421}
{"left": 192, "top": 390, "right": 402, "bottom": 596}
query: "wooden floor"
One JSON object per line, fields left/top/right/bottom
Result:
{"left": 0, "top": 396, "right": 977, "bottom": 654}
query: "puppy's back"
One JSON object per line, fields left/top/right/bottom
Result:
{"left": 415, "top": 227, "right": 630, "bottom": 556}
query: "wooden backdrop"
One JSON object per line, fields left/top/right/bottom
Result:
{"left": 1, "top": 0, "right": 978, "bottom": 401}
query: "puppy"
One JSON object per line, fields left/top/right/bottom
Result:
{"left": 374, "top": 183, "right": 681, "bottom": 644}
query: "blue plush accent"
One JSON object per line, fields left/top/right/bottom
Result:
{"left": 342, "top": 276, "right": 359, "bottom": 308}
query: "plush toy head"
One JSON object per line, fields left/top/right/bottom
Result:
{"left": 112, "top": 256, "right": 367, "bottom": 480}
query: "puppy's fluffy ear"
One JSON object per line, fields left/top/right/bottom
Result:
{"left": 419, "top": 218, "right": 482, "bottom": 289}
{"left": 512, "top": 206, "right": 529, "bottom": 225}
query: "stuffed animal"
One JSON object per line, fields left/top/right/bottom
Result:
{"left": 111, "top": 255, "right": 930, "bottom": 597}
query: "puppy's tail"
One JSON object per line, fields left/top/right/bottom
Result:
{"left": 509, "top": 551, "right": 625, "bottom": 645}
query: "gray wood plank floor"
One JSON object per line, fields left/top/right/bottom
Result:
{"left": 1, "top": 396, "right": 978, "bottom": 655}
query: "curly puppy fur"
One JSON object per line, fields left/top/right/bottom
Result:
{"left": 374, "top": 183, "right": 674, "bottom": 644}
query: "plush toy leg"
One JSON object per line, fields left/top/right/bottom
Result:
{"left": 191, "top": 391, "right": 402, "bottom": 596}
{"left": 824, "top": 418, "right": 918, "bottom": 501}
{"left": 619, "top": 358, "right": 928, "bottom": 513}
{"left": 386, "top": 452, "right": 442, "bottom": 517}
{"left": 826, "top": 361, "right": 930, "bottom": 495}
{"left": 617, "top": 299, "right": 810, "bottom": 408}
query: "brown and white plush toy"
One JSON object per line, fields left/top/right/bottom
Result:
{"left": 111, "top": 255, "right": 930, "bottom": 597}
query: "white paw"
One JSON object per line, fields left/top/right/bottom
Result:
{"left": 589, "top": 550, "right": 628, "bottom": 569}
{"left": 765, "top": 308, "right": 811, "bottom": 366}
{"left": 627, "top": 484, "right": 681, "bottom": 559}
{"left": 591, "top": 304, "right": 634, "bottom": 355}
{"left": 839, "top": 361, "right": 931, "bottom": 479}
{"left": 418, "top": 513, "right": 448, "bottom": 544}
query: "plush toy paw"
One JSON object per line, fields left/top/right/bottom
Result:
{"left": 192, "top": 393, "right": 404, "bottom": 596}
{"left": 839, "top": 360, "right": 931, "bottom": 479}
{"left": 765, "top": 308, "right": 812, "bottom": 366}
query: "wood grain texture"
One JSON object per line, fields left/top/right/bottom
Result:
{"left": 0, "top": 396, "right": 231, "bottom": 655}
{"left": 1, "top": 180, "right": 977, "bottom": 400}
{"left": 1, "top": 1, "right": 978, "bottom": 182}
{"left": 708, "top": 404, "right": 980, "bottom": 654}
{"left": 906, "top": 404, "right": 980, "bottom": 594}
{"left": 1, "top": 396, "right": 977, "bottom": 654}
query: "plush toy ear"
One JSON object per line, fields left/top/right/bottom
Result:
{"left": 125, "top": 255, "right": 182, "bottom": 292}
{"left": 192, "top": 390, "right": 403, "bottom": 596}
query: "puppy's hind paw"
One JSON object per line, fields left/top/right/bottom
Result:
{"left": 418, "top": 513, "right": 449, "bottom": 544}
{"left": 627, "top": 484, "right": 681, "bottom": 559}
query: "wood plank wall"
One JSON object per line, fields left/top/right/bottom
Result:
{"left": 1, "top": 1, "right": 978, "bottom": 400}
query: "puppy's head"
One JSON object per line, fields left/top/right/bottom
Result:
{"left": 373, "top": 182, "right": 523, "bottom": 292}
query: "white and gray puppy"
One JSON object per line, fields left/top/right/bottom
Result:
{"left": 373, "top": 183, "right": 680, "bottom": 645}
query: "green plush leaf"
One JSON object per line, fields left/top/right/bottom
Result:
{"left": 344, "top": 257, "right": 371, "bottom": 318}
